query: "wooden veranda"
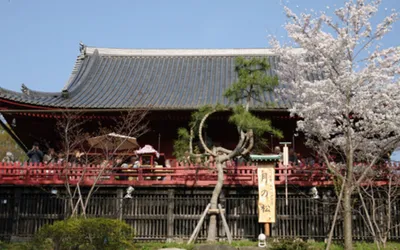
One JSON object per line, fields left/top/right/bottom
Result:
{"left": 0, "top": 162, "right": 398, "bottom": 187}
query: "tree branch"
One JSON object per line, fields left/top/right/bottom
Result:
{"left": 198, "top": 110, "right": 217, "bottom": 157}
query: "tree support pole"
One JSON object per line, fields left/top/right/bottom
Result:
{"left": 188, "top": 203, "right": 234, "bottom": 244}
{"left": 188, "top": 203, "right": 211, "bottom": 244}
{"left": 326, "top": 179, "right": 345, "bottom": 250}
{"left": 219, "top": 204, "right": 232, "bottom": 244}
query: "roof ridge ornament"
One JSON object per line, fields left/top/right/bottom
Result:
{"left": 79, "top": 41, "right": 86, "bottom": 58}
{"left": 21, "top": 84, "right": 30, "bottom": 96}
{"left": 62, "top": 89, "right": 69, "bottom": 99}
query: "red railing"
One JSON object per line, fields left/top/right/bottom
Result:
{"left": 0, "top": 162, "right": 399, "bottom": 187}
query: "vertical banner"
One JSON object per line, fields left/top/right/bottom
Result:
{"left": 257, "top": 166, "right": 276, "bottom": 223}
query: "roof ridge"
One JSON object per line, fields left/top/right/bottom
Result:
{"left": 0, "top": 86, "right": 61, "bottom": 99}
{"left": 62, "top": 56, "right": 85, "bottom": 91}
{"left": 85, "top": 47, "right": 287, "bottom": 57}
{"left": 87, "top": 46, "right": 273, "bottom": 50}
{"left": 66, "top": 49, "right": 102, "bottom": 96}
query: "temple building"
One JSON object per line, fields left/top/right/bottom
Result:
{"left": 0, "top": 46, "right": 302, "bottom": 158}
{"left": 2, "top": 46, "right": 395, "bottom": 242}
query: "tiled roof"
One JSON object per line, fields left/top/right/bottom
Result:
{"left": 0, "top": 47, "right": 293, "bottom": 110}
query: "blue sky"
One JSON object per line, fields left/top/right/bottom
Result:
{"left": 392, "top": 151, "right": 400, "bottom": 161}
{"left": 1, "top": 0, "right": 399, "bottom": 93}
{"left": 0, "top": 0, "right": 399, "bottom": 159}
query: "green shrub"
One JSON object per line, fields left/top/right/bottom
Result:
{"left": 0, "top": 241, "right": 37, "bottom": 250}
{"left": 269, "top": 239, "right": 310, "bottom": 250}
{"left": 32, "top": 217, "right": 134, "bottom": 250}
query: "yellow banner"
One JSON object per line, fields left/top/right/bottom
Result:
{"left": 257, "top": 166, "right": 276, "bottom": 223}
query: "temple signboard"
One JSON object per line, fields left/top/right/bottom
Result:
{"left": 251, "top": 154, "right": 279, "bottom": 224}
{"left": 257, "top": 166, "right": 276, "bottom": 223}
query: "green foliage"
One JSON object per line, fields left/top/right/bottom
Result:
{"left": 0, "top": 241, "right": 35, "bottom": 250}
{"left": 4, "top": 240, "right": 400, "bottom": 250}
{"left": 132, "top": 240, "right": 400, "bottom": 250}
{"left": 174, "top": 105, "right": 226, "bottom": 159}
{"left": 134, "top": 240, "right": 256, "bottom": 250}
{"left": 226, "top": 57, "right": 282, "bottom": 143}
{"left": 224, "top": 57, "right": 278, "bottom": 105}
{"left": 353, "top": 241, "right": 400, "bottom": 250}
{"left": 228, "top": 106, "right": 282, "bottom": 153}
{"left": 229, "top": 106, "right": 282, "bottom": 137}
{"left": 0, "top": 128, "right": 27, "bottom": 162}
{"left": 252, "top": 136, "right": 269, "bottom": 154}
{"left": 173, "top": 128, "right": 191, "bottom": 160}
{"left": 173, "top": 56, "right": 281, "bottom": 158}
{"left": 271, "top": 240, "right": 400, "bottom": 250}
{"left": 134, "top": 242, "right": 194, "bottom": 250}
{"left": 270, "top": 239, "right": 310, "bottom": 250}
{"left": 330, "top": 168, "right": 345, "bottom": 198}
{"left": 189, "top": 105, "right": 227, "bottom": 131}
{"left": 32, "top": 217, "right": 134, "bottom": 250}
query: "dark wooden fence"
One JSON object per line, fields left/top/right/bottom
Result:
{"left": 0, "top": 187, "right": 400, "bottom": 242}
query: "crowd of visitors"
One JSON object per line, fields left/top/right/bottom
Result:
{"left": 1, "top": 140, "right": 323, "bottom": 169}
{"left": 1, "top": 143, "right": 155, "bottom": 181}
{"left": 1, "top": 142, "right": 397, "bottom": 184}
{"left": 1, "top": 142, "right": 83, "bottom": 165}
{"left": 273, "top": 146, "right": 322, "bottom": 167}
{"left": 4, "top": 142, "right": 390, "bottom": 170}
{"left": 1, "top": 142, "right": 161, "bottom": 169}
{"left": 183, "top": 146, "right": 320, "bottom": 168}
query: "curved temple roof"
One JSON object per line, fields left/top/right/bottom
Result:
{"left": 0, "top": 47, "right": 293, "bottom": 110}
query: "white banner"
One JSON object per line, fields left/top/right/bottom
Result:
{"left": 257, "top": 166, "right": 276, "bottom": 223}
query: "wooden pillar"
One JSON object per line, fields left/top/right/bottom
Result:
{"left": 166, "top": 189, "right": 175, "bottom": 242}
{"left": 11, "top": 188, "right": 22, "bottom": 239}
{"left": 116, "top": 188, "right": 124, "bottom": 221}
{"left": 264, "top": 223, "right": 270, "bottom": 237}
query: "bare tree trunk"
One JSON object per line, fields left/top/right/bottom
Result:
{"left": 82, "top": 164, "right": 108, "bottom": 213}
{"left": 383, "top": 177, "right": 392, "bottom": 249}
{"left": 326, "top": 178, "right": 345, "bottom": 250}
{"left": 357, "top": 187, "right": 379, "bottom": 249}
{"left": 71, "top": 195, "right": 82, "bottom": 217}
{"left": 343, "top": 184, "right": 353, "bottom": 250}
{"left": 76, "top": 184, "right": 87, "bottom": 218}
{"left": 207, "top": 159, "right": 224, "bottom": 242}
{"left": 343, "top": 135, "right": 354, "bottom": 250}
{"left": 65, "top": 184, "right": 75, "bottom": 216}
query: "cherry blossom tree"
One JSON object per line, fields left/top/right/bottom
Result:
{"left": 272, "top": 1, "right": 400, "bottom": 249}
